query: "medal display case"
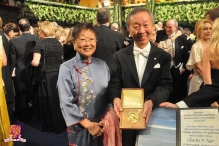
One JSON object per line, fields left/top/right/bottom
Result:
{"left": 120, "top": 88, "right": 146, "bottom": 129}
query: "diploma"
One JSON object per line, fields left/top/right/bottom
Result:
{"left": 177, "top": 108, "right": 219, "bottom": 146}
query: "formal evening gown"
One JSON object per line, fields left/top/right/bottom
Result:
{"left": 33, "top": 38, "right": 66, "bottom": 133}
{"left": 0, "top": 36, "right": 13, "bottom": 146}
{"left": 184, "top": 68, "right": 219, "bottom": 107}
{"left": 186, "top": 41, "right": 203, "bottom": 95}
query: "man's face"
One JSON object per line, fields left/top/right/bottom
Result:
{"left": 128, "top": 11, "right": 153, "bottom": 49}
{"left": 165, "top": 21, "right": 177, "bottom": 36}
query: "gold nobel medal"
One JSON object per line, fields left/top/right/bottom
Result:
{"left": 120, "top": 88, "right": 146, "bottom": 129}
{"left": 128, "top": 112, "right": 139, "bottom": 123}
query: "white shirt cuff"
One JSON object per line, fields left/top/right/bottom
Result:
{"left": 176, "top": 101, "right": 189, "bottom": 108}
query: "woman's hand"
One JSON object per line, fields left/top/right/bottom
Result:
{"left": 87, "top": 122, "right": 103, "bottom": 139}
{"left": 159, "top": 102, "right": 179, "bottom": 109}
{"left": 31, "top": 53, "right": 41, "bottom": 66}
{"left": 80, "top": 118, "right": 103, "bottom": 138}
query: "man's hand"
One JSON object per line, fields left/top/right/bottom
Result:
{"left": 143, "top": 100, "right": 153, "bottom": 125}
{"left": 211, "top": 102, "right": 219, "bottom": 107}
{"left": 159, "top": 102, "right": 179, "bottom": 109}
{"left": 188, "top": 74, "right": 193, "bottom": 80}
{"left": 113, "top": 97, "right": 123, "bottom": 118}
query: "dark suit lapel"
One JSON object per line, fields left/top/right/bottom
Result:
{"left": 141, "top": 44, "right": 160, "bottom": 86}
{"left": 174, "top": 38, "right": 179, "bottom": 58}
{"left": 162, "top": 34, "right": 168, "bottom": 41}
{"left": 121, "top": 46, "right": 140, "bottom": 86}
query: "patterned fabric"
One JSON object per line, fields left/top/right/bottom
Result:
{"left": 57, "top": 53, "right": 111, "bottom": 146}
{"left": 34, "top": 38, "right": 63, "bottom": 72}
{"left": 158, "top": 38, "right": 174, "bottom": 59}
{"left": 101, "top": 109, "right": 122, "bottom": 146}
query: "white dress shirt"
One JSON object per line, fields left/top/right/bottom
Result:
{"left": 133, "top": 43, "right": 151, "bottom": 86}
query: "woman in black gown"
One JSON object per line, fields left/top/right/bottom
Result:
{"left": 160, "top": 18, "right": 219, "bottom": 108}
{"left": 31, "top": 21, "right": 66, "bottom": 133}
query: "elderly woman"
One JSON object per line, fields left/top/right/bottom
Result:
{"left": 31, "top": 21, "right": 66, "bottom": 133}
{"left": 57, "top": 23, "right": 121, "bottom": 146}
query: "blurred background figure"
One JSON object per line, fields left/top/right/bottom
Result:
{"left": 186, "top": 19, "right": 212, "bottom": 95}
{"left": 31, "top": 21, "right": 66, "bottom": 134}
{"left": 63, "top": 27, "right": 76, "bottom": 62}
{"left": 55, "top": 29, "right": 67, "bottom": 45}
{"left": 0, "top": 35, "right": 13, "bottom": 146}
{"left": 10, "top": 18, "right": 39, "bottom": 122}
{"left": 157, "top": 21, "right": 163, "bottom": 30}
{"left": 183, "top": 28, "right": 194, "bottom": 52}
{"left": 0, "top": 17, "right": 15, "bottom": 124}
{"left": 111, "top": 22, "right": 119, "bottom": 32}
{"left": 3, "top": 22, "right": 20, "bottom": 39}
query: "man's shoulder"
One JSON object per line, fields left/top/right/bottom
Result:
{"left": 96, "top": 26, "right": 123, "bottom": 37}
{"left": 157, "top": 30, "right": 166, "bottom": 35}
{"left": 116, "top": 45, "right": 132, "bottom": 54}
{"left": 152, "top": 43, "right": 171, "bottom": 58}
{"left": 11, "top": 33, "right": 39, "bottom": 42}
{"left": 175, "top": 34, "right": 187, "bottom": 41}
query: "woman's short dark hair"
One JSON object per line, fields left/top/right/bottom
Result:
{"left": 72, "top": 23, "right": 97, "bottom": 41}
{"left": 3, "top": 22, "right": 19, "bottom": 35}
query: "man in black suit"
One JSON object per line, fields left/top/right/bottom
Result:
{"left": 10, "top": 18, "right": 39, "bottom": 122}
{"left": 156, "top": 19, "right": 189, "bottom": 103}
{"left": 183, "top": 28, "right": 194, "bottom": 52}
{"left": 108, "top": 7, "right": 172, "bottom": 146}
{"left": 93, "top": 7, "right": 125, "bottom": 73}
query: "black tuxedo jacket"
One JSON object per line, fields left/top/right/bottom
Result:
{"left": 93, "top": 25, "right": 125, "bottom": 73}
{"left": 9, "top": 33, "right": 39, "bottom": 74}
{"left": 0, "top": 31, "right": 14, "bottom": 102}
{"left": 108, "top": 43, "right": 172, "bottom": 107}
{"left": 156, "top": 30, "right": 189, "bottom": 68}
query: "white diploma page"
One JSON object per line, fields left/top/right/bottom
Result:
{"left": 177, "top": 108, "right": 219, "bottom": 146}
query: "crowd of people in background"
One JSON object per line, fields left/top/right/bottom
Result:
{"left": 0, "top": 6, "right": 219, "bottom": 146}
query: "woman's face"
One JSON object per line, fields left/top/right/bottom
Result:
{"left": 8, "top": 30, "right": 19, "bottom": 38}
{"left": 200, "top": 22, "right": 212, "bottom": 40}
{"left": 38, "top": 29, "right": 46, "bottom": 39}
{"left": 73, "top": 29, "right": 97, "bottom": 59}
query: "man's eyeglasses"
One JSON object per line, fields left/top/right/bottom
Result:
{"left": 77, "top": 38, "right": 97, "bottom": 43}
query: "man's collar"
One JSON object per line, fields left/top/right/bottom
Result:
{"left": 168, "top": 31, "right": 176, "bottom": 38}
{"left": 133, "top": 42, "right": 151, "bottom": 51}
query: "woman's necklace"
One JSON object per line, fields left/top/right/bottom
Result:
{"left": 201, "top": 40, "right": 210, "bottom": 48}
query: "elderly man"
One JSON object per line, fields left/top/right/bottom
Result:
{"left": 156, "top": 19, "right": 189, "bottom": 103}
{"left": 108, "top": 7, "right": 172, "bottom": 146}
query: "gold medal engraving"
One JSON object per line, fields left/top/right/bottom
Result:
{"left": 127, "top": 112, "right": 139, "bottom": 123}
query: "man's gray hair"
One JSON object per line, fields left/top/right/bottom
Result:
{"left": 111, "top": 22, "right": 119, "bottom": 31}
{"left": 126, "top": 7, "right": 154, "bottom": 29}
{"left": 169, "top": 19, "right": 178, "bottom": 28}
